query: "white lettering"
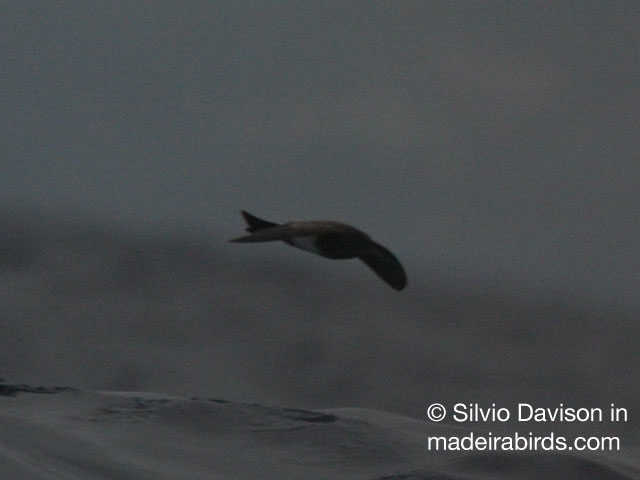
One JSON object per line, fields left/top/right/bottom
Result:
{"left": 518, "top": 403, "right": 602, "bottom": 422}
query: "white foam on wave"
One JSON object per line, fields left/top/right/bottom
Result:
{"left": 1, "top": 386, "right": 638, "bottom": 480}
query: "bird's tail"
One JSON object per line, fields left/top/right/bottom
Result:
{"left": 240, "top": 210, "right": 280, "bottom": 233}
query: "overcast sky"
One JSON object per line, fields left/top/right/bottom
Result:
{"left": 2, "top": 2, "right": 639, "bottom": 308}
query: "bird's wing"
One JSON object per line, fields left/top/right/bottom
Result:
{"left": 240, "top": 211, "right": 280, "bottom": 232}
{"left": 359, "top": 242, "right": 407, "bottom": 290}
{"left": 230, "top": 224, "right": 320, "bottom": 243}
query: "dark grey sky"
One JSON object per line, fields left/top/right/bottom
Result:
{"left": 2, "top": 2, "right": 639, "bottom": 307}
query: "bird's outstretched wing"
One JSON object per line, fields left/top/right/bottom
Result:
{"left": 231, "top": 213, "right": 342, "bottom": 243}
{"left": 240, "top": 210, "right": 280, "bottom": 233}
{"left": 359, "top": 242, "right": 407, "bottom": 290}
{"left": 230, "top": 225, "right": 305, "bottom": 243}
{"left": 231, "top": 223, "right": 335, "bottom": 243}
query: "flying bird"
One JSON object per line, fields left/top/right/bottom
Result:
{"left": 230, "top": 211, "right": 407, "bottom": 290}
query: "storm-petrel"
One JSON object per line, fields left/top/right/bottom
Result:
{"left": 231, "top": 211, "right": 407, "bottom": 290}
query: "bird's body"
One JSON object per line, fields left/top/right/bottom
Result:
{"left": 231, "top": 211, "right": 407, "bottom": 290}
